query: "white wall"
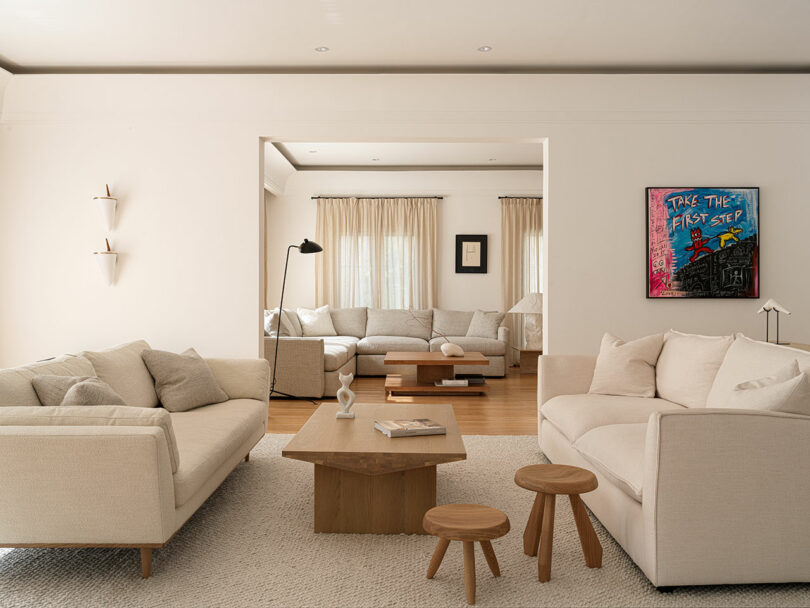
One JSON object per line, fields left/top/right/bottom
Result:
{"left": 1, "top": 74, "right": 809, "bottom": 367}
{"left": 265, "top": 170, "right": 542, "bottom": 311}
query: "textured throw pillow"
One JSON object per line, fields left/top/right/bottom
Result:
{"left": 32, "top": 375, "right": 126, "bottom": 406}
{"left": 264, "top": 308, "right": 300, "bottom": 337}
{"left": 365, "top": 309, "right": 433, "bottom": 340}
{"left": 589, "top": 333, "right": 664, "bottom": 398}
{"left": 433, "top": 309, "right": 475, "bottom": 337}
{"left": 724, "top": 360, "right": 810, "bottom": 416}
{"left": 81, "top": 340, "right": 160, "bottom": 407}
{"left": 466, "top": 311, "right": 506, "bottom": 340}
{"left": 296, "top": 305, "right": 337, "bottom": 337}
{"left": 656, "top": 330, "right": 734, "bottom": 408}
{"left": 330, "top": 307, "right": 367, "bottom": 338}
{"left": 141, "top": 348, "right": 228, "bottom": 412}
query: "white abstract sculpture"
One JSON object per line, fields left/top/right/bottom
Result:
{"left": 757, "top": 298, "right": 792, "bottom": 344}
{"left": 336, "top": 372, "right": 356, "bottom": 419}
{"left": 440, "top": 342, "right": 465, "bottom": 357}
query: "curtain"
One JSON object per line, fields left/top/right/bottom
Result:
{"left": 315, "top": 197, "right": 438, "bottom": 309}
{"left": 501, "top": 197, "right": 543, "bottom": 359}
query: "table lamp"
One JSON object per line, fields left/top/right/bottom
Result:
{"left": 757, "top": 298, "right": 791, "bottom": 344}
{"left": 508, "top": 293, "right": 543, "bottom": 349}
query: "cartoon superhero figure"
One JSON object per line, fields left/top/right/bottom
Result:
{"left": 718, "top": 226, "right": 743, "bottom": 248}
{"left": 685, "top": 228, "right": 712, "bottom": 263}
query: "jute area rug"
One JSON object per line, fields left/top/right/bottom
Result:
{"left": 1, "top": 434, "right": 808, "bottom": 607}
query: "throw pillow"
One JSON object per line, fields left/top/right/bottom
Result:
{"left": 296, "top": 305, "right": 337, "bottom": 337}
{"left": 141, "top": 348, "right": 229, "bottom": 412}
{"left": 466, "top": 311, "right": 506, "bottom": 340}
{"left": 588, "top": 333, "right": 664, "bottom": 398}
{"left": 264, "top": 308, "right": 300, "bottom": 337}
{"left": 724, "top": 360, "right": 810, "bottom": 416}
{"left": 433, "top": 309, "right": 474, "bottom": 337}
{"left": 329, "top": 307, "right": 367, "bottom": 338}
{"left": 32, "top": 375, "right": 126, "bottom": 407}
{"left": 655, "top": 330, "right": 734, "bottom": 408}
{"left": 80, "top": 340, "right": 160, "bottom": 407}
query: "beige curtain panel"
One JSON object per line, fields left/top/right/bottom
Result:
{"left": 501, "top": 197, "right": 543, "bottom": 358}
{"left": 315, "top": 197, "right": 438, "bottom": 309}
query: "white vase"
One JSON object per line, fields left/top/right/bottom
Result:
{"left": 441, "top": 342, "right": 464, "bottom": 357}
{"left": 94, "top": 251, "right": 118, "bottom": 286}
{"left": 94, "top": 196, "right": 117, "bottom": 231}
{"left": 336, "top": 372, "right": 356, "bottom": 418}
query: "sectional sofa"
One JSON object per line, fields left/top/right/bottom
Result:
{"left": 538, "top": 333, "right": 810, "bottom": 587}
{"left": 0, "top": 340, "right": 270, "bottom": 578}
{"left": 264, "top": 307, "right": 509, "bottom": 398}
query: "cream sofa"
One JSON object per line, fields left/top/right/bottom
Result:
{"left": 264, "top": 307, "right": 509, "bottom": 398}
{"left": 0, "top": 340, "right": 270, "bottom": 578}
{"left": 537, "top": 333, "right": 810, "bottom": 588}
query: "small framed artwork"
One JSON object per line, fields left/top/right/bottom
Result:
{"left": 647, "top": 187, "right": 759, "bottom": 298}
{"left": 455, "top": 234, "right": 488, "bottom": 274}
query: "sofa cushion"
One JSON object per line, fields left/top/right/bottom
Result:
{"left": 357, "top": 336, "right": 429, "bottom": 355}
{"left": 589, "top": 332, "right": 664, "bottom": 398}
{"left": 297, "top": 305, "right": 337, "bottom": 337}
{"left": 656, "top": 330, "right": 733, "bottom": 408}
{"left": 466, "top": 310, "right": 506, "bottom": 340}
{"left": 32, "top": 375, "right": 126, "bottom": 406}
{"left": 541, "top": 393, "right": 683, "bottom": 443}
{"left": 723, "top": 360, "right": 810, "bottom": 416}
{"left": 429, "top": 336, "right": 505, "bottom": 356}
{"left": 170, "top": 399, "right": 266, "bottom": 507}
{"left": 330, "top": 307, "right": 367, "bottom": 339}
{"left": 322, "top": 337, "right": 358, "bottom": 372}
{"left": 142, "top": 348, "right": 229, "bottom": 412}
{"left": 433, "top": 309, "right": 474, "bottom": 337}
{"left": 366, "top": 309, "right": 433, "bottom": 340}
{"left": 706, "top": 334, "right": 810, "bottom": 408}
{"left": 0, "top": 355, "right": 96, "bottom": 407}
{"left": 574, "top": 423, "right": 646, "bottom": 502}
{"left": 81, "top": 340, "right": 159, "bottom": 407}
{"left": 264, "top": 308, "right": 301, "bottom": 337}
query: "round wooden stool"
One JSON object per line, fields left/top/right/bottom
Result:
{"left": 514, "top": 464, "right": 602, "bottom": 582}
{"left": 423, "top": 504, "right": 510, "bottom": 605}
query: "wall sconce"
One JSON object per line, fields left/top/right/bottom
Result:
{"left": 93, "top": 184, "right": 117, "bottom": 231}
{"left": 94, "top": 238, "right": 118, "bottom": 286}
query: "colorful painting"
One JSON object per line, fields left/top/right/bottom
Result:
{"left": 647, "top": 187, "right": 759, "bottom": 298}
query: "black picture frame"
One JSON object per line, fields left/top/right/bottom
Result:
{"left": 455, "top": 235, "right": 488, "bottom": 273}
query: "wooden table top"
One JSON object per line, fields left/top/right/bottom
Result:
{"left": 282, "top": 403, "right": 467, "bottom": 475}
{"left": 383, "top": 351, "right": 489, "bottom": 366}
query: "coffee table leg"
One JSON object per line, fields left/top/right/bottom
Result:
{"left": 427, "top": 538, "right": 450, "bottom": 579}
{"left": 538, "top": 493, "right": 555, "bottom": 582}
{"left": 523, "top": 492, "right": 545, "bottom": 556}
{"left": 480, "top": 540, "right": 500, "bottom": 577}
{"left": 570, "top": 494, "right": 603, "bottom": 568}
{"left": 463, "top": 541, "right": 476, "bottom": 605}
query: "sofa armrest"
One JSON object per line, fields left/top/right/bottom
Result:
{"left": 263, "top": 337, "right": 325, "bottom": 398}
{"left": 205, "top": 358, "right": 270, "bottom": 403}
{"left": 537, "top": 355, "right": 596, "bottom": 407}
{"left": 642, "top": 408, "right": 810, "bottom": 586}
{"left": 497, "top": 325, "right": 510, "bottom": 344}
{"left": 0, "top": 423, "right": 175, "bottom": 545}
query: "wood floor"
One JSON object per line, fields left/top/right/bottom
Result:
{"left": 267, "top": 370, "right": 538, "bottom": 435}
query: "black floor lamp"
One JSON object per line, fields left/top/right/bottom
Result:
{"left": 269, "top": 238, "right": 322, "bottom": 399}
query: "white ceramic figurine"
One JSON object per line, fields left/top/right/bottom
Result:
{"left": 336, "top": 372, "right": 356, "bottom": 419}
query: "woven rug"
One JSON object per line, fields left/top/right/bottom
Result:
{"left": 1, "top": 434, "right": 808, "bottom": 608}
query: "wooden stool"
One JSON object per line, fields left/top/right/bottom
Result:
{"left": 423, "top": 504, "right": 510, "bottom": 605}
{"left": 515, "top": 464, "right": 602, "bottom": 582}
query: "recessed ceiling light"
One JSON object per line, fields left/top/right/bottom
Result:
{"left": 314, "top": 46, "right": 330, "bottom": 53}
{"left": 477, "top": 45, "right": 493, "bottom": 52}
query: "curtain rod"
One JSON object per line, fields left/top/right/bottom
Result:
{"left": 498, "top": 196, "right": 542, "bottom": 199}
{"left": 311, "top": 195, "right": 444, "bottom": 200}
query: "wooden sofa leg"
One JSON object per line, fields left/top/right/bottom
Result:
{"left": 140, "top": 547, "right": 153, "bottom": 579}
{"left": 245, "top": 452, "right": 250, "bottom": 462}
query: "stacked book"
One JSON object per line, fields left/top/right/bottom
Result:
{"left": 374, "top": 418, "right": 447, "bottom": 438}
{"left": 434, "top": 378, "right": 469, "bottom": 387}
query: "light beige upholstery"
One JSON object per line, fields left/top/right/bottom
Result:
{"left": 329, "top": 307, "right": 367, "bottom": 338}
{"left": 0, "top": 355, "right": 96, "bottom": 406}
{"left": 655, "top": 331, "right": 732, "bottom": 408}
{"left": 357, "top": 336, "right": 428, "bottom": 355}
{"left": 81, "top": 340, "right": 160, "bottom": 407}
{"left": 263, "top": 337, "right": 325, "bottom": 398}
{"left": 432, "top": 309, "right": 474, "bottom": 336}
{"left": 205, "top": 358, "right": 271, "bottom": 402}
{"left": 428, "top": 336, "right": 505, "bottom": 356}
{"left": 537, "top": 355, "right": 597, "bottom": 409}
{"left": 365, "top": 308, "right": 433, "bottom": 340}
{"left": 574, "top": 423, "right": 646, "bottom": 501}
{"left": 324, "top": 358, "right": 357, "bottom": 396}
{"left": 322, "top": 337, "right": 358, "bottom": 371}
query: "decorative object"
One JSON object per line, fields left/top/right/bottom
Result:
{"left": 93, "top": 184, "right": 117, "bottom": 231}
{"left": 647, "top": 187, "right": 759, "bottom": 298}
{"left": 440, "top": 342, "right": 465, "bottom": 357}
{"left": 335, "top": 372, "right": 356, "bottom": 418}
{"left": 270, "top": 238, "right": 323, "bottom": 399}
{"left": 455, "top": 234, "right": 487, "bottom": 273}
{"left": 384, "top": 351, "right": 490, "bottom": 396}
{"left": 758, "top": 298, "right": 792, "bottom": 344}
{"left": 93, "top": 238, "right": 118, "bottom": 286}
{"left": 423, "top": 503, "right": 510, "bottom": 605}
{"left": 507, "top": 292, "right": 543, "bottom": 349}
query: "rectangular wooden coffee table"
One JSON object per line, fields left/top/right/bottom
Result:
{"left": 282, "top": 403, "right": 466, "bottom": 534}
{"left": 384, "top": 351, "right": 490, "bottom": 396}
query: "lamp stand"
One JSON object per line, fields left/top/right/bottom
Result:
{"left": 524, "top": 313, "right": 543, "bottom": 350}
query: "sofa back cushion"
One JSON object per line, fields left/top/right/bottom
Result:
{"left": 142, "top": 348, "right": 229, "bottom": 412}
{"left": 297, "top": 305, "right": 338, "bottom": 337}
{"left": 0, "top": 355, "right": 96, "bottom": 407}
{"left": 32, "top": 375, "right": 126, "bottom": 407}
{"left": 0, "top": 405, "right": 180, "bottom": 473}
{"left": 264, "top": 308, "right": 302, "bottom": 337}
{"left": 721, "top": 360, "right": 810, "bottom": 416}
{"left": 366, "top": 309, "right": 433, "bottom": 340}
{"left": 589, "top": 332, "right": 664, "bottom": 398}
{"left": 466, "top": 311, "right": 506, "bottom": 340}
{"left": 656, "top": 330, "right": 733, "bottom": 408}
{"left": 706, "top": 334, "right": 810, "bottom": 408}
{"left": 330, "top": 307, "right": 367, "bottom": 338}
{"left": 81, "top": 340, "right": 160, "bottom": 407}
{"left": 433, "top": 309, "right": 474, "bottom": 337}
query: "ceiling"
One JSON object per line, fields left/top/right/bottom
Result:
{"left": 1, "top": 1, "right": 809, "bottom": 73}
{"left": 274, "top": 142, "right": 543, "bottom": 170}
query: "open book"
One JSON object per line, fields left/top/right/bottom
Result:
{"left": 374, "top": 418, "right": 447, "bottom": 438}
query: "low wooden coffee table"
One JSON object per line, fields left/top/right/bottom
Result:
{"left": 282, "top": 403, "right": 466, "bottom": 534}
{"left": 384, "top": 351, "right": 490, "bottom": 396}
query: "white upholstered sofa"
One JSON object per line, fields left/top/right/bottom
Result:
{"left": 538, "top": 333, "right": 810, "bottom": 588}
{"left": 264, "top": 307, "right": 509, "bottom": 398}
{"left": 0, "top": 340, "right": 270, "bottom": 578}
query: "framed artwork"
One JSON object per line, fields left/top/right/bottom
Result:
{"left": 647, "top": 187, "right": 759, "bottom": 298}
{"left": 455, "top": 234, "right": 487, "bottom": 273}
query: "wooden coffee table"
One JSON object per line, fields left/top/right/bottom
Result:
{"left": 282, "top": 403, "right": 467, "bottom": 534}
{"left": 384, "top": 351, "right": 490, "bottom": 396}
